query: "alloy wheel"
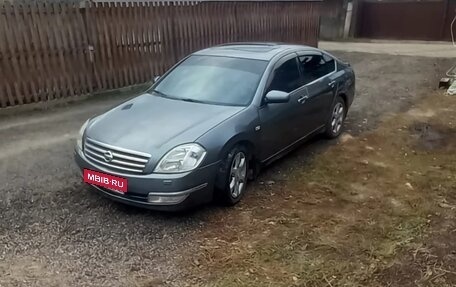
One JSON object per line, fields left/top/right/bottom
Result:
{"left": 331, "top": 102, "right": 344, "bottom": 134}
{"left": 229, "top": 152, "right": 247, "bottom": 198}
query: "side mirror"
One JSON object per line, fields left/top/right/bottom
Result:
{"left": 264, "top": 90, "right": 290, "bottom": 104}
{"left": 153, "top": 76, "right": 160, "bottom": 83}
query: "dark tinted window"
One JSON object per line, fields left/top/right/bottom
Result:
{"left": 267, "top": 57, "right": 301, "bottom": 93}
{"left": 153, "top": 55, "right": 268, "bottom": 106}
{"left": 299, "top": 54, "right": 335, "bottom": 85}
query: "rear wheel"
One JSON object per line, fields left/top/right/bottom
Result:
{"left": 324, "top": 96, "right": 346, "bottom": 138}
{"left": 216, "top": 145, "right": 249, "bottom": 205}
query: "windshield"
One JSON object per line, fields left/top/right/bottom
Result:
{"left": 152, "top": 55, "right": 268, "bottom": 106}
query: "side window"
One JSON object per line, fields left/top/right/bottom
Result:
{"left": 267, "top": 57, "right": 301, "bottom": 93}
{"left": 321, "top": 53, "right": 336, "bottom": 75}
{"left": 299, "top": 54, "right": 335, "bottom": 85}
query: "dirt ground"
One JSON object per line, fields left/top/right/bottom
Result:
{"left": 0, "top": 50, "right": 454, "bottom": 287}
{"left": 319, "top": 41, "right": 456, "bottom": 58}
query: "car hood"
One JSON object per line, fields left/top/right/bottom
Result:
{"left": 86, "top": 93, "right": 244, "bottom": 156}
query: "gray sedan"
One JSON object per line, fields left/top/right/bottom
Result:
{"left": 74, "top": 43, "right": 355, "bottom": 211}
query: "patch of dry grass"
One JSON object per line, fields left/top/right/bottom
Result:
{"left": 184, "top": 93, "right": 456, "bottom": 287}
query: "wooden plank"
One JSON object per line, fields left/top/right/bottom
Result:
{"left": 3, "top": 2, "right": 25, "bottom": 105}
{"left": 146, "top": 2, "right": 157, "bottom": 78}
{"left": 131, "top": 2, "right": 140, "bottom": 83}
{"left": 156, "top": 2, "right": 166, "bottom": 75}
{"left": 115, "top": 2, "right": 128, "bottom": 87}
{"left": 41, "top": 1, "right": 63, "bottom": 100}
{"left": 162, "top": 2, "right": 174, "bottom": 70}
{"left": 80, "top": 4, "right": 94, "bottom": 94}
{"left": 13, "top": 1, "right": 33, "bottom": 103}
{"left": 207, "top": 3, "right": 214, "bottom": 46}
{"left": 69, "top": 1, "right": 89, "bottom": 95}
{"left": 122, "top": 1, "right": 130, "bottom": 85}
{"left": 65, "top": 1, "right": 84, "bottom": 95}
{"left": 118, "top": 2, "right": 130, "bottom": 85}
{"left": 31, "top": 1, "right": 52, "bottom": 102}
{"left": 175, "top": 2, "right": 184, "bottom": 60}
{"left": 0, "top": 3, "right": 14, "bottom": 106}
{"left": 48, "top": 1, "right": 65, "bottom": 99}
{"left": 219, "top": 2, "right": 225, "bottom": 44}
{"left": 76, "top": 0, "right": 91, "bottom": 94}
{"left": 190, "top": 3, "right": 199, "bottom": 52}
{"left": 29, "top": 1, "right": 49, "bottom": 102}
{"left": 160, "top": 2, "right": 169, "bottom": 70}
{"left": 0, "top": 20, "right": 4, "bottom": 107}
{"left": 186, "top": 3, "right": 193, "bottom": 53}
{"left": 14, "top": 1, "right": 38, "bottom": 103}
{"left": 102, "top": 3, "right": 116, "bottom": 89}
{"left": 183, "top": 3, "right": 190, "bottom": 58}
{"left": 143, "top": 1, "right": 152, "bottom": 80}
{"left": 192, "top": 2, "right": 201, "bottom": 52}
{"left": 125, "top": 2, "right": 136, "bottom": 84}
{"left": 101, "top": 3, "right": 110, "bottom": 89}
{"left": 0, "top": 29, "right": 7, "bottom": 106}
{"left": 257, "top": 2, "right": 263, "bottom": 41}
{"left": 142, "top": 1, "right": 150, "bottom": 79}
{"left": 211, "top": 2, "right": 218, "bottom": 45}
{"left": 239, "top": 3, "right": 246, "bottom": 42}
{"left": 109, "top": 2, "right": 123, "bottom": 88}
{"left": 129, "top": 2, "right": 139, "bottom": 84}
{"left": 94, "top": 3, "right": 107, "bottom": 90}
{"left": 224, "top": 3, "right": 230, "bottom": 43}
{"left": 203, "top": 2, "right": 210, "bottom": 46}
{"left": 55, "top": 2, "right": 75, "bottom": 97}
{"left": 143, "top": 2, "right": 151, "bottom": 81}
{"left": 84, "top": 1, "right": 100, "bottom": 92}
{"left": 136, "top": 1, "right": 146, "bottom": 83}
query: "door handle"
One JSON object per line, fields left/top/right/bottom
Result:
{"left": 328, "top": 81, "right": 336, "bottom": 87}
{"left": 297, "top": 95, "right": 308, "bottom": 104}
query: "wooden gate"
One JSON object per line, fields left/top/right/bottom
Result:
{"left": 356, "top": 0, "right": 455, "bottom": 41}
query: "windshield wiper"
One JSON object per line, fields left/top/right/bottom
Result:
{"left": 150, "top": 90, "right": 206, "bottom": 104}
{"left": 179, "top": 98, "right": 206, "bottom": 104}
{"left": 150, "top": 89, "right": 171, "bottom": 99}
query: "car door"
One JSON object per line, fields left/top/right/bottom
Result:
{"left": 296, "top": 52, "right": 338, "bottom": 132}
{"left": 258, "top": 53, "right": 309, "bottom": 161}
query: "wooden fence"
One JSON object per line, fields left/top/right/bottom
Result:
{"left": 0, "top": 0, "right": 321, "bottom": 108}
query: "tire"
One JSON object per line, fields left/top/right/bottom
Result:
{"left": 215, "top": 145, "right": 249, "bottom": 206}
{"left": 324, "top": 96, "right": 346, "bottom": 139}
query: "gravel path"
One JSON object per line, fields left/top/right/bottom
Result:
{"left": 0, "top": 51, "right": 451, "bottom": 286}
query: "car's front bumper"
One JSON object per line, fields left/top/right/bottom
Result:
{"left": 74, "top": 148, "right": 218, "bottom": 211}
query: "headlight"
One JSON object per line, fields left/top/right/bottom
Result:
{"left": 154, "top": 143, "right": 206, "bottom": 173}
{"left": 76, "top": 119, "right": 89, "bottom": 150}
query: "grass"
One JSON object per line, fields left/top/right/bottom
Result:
{"left": 181, "top": 92, "right": 456, "bottom": 287}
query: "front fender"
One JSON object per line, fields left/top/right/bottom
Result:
{"left": 196, "top": 107, "right": 260, "bottom": 166}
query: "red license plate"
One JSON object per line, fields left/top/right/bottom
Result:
{"left": 83, "top": 169, "right": 128, "bottom": 193}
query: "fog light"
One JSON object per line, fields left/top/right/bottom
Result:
{"left": 147, "top": 193, "right": 188, "bottom": 205}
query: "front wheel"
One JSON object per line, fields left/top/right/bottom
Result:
{"left": 216, "top": 145, "right": 249, "bottom": 206}
{"left": 324, "top": 96, "right": 346, "bottom": 139}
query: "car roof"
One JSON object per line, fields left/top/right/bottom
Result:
{"left": 193, "top": 42, "right": 321, "bottom": 61}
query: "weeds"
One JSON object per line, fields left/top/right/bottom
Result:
{"left": 183, "top": 92, "right": 456, "bottom": 287}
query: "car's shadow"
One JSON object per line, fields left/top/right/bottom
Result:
{"left": 93, "top": 133, "right": 339, "bottom": 219}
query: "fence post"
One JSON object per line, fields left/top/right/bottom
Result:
{"left": 81, "top": 0, "right": 99, "bottom": 93}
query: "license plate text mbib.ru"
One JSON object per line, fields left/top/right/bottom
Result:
{"left": 83, "top": 169, "right": 128, "bottom": 193}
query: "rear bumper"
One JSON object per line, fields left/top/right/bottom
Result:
{"left": 74, "top": 148, "right": 218, "bottom": 211}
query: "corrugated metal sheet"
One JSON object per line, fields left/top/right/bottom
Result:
{"left": 356, "top": 0, "right": 455, "bottom": 41}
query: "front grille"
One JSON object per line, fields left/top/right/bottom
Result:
{"left": 84, "top": 137, "right": 151, "bottom": 174}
